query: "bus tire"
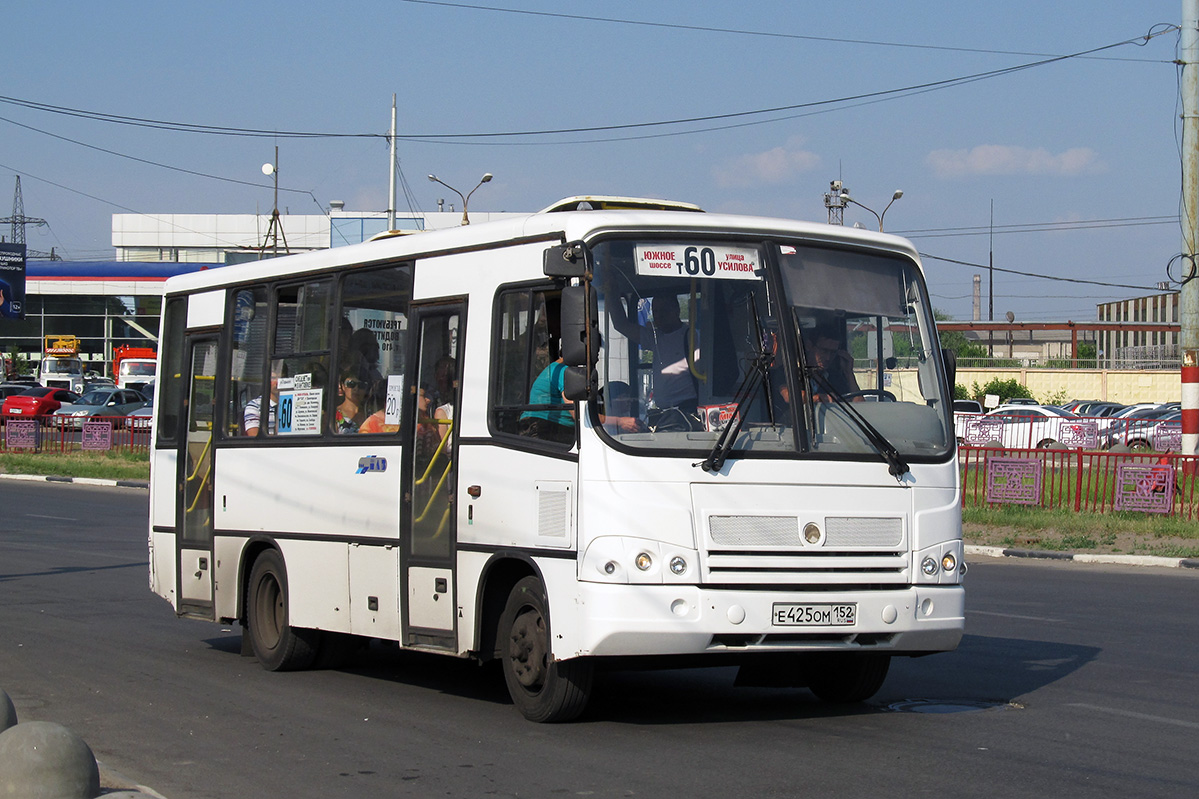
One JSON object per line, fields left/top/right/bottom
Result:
{"left": 807, "top": 653, "right": 890, "bottom": 704}
{"left": 499, "top": 576, "right": 593, "bottom": 723}
{"left": 246, "top": 549, "right": 319, "bottom": 672}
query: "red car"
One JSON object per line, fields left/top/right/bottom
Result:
{"left": 1, "top": 387, "right": 80, "bottom": 420}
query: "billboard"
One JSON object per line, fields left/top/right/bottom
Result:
{"left": 0, "top": 243, "right": 26, "bottom": 320}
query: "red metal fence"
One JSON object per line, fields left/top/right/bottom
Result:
{"left": 961, "top": 446, "right": 1199, "bottom": 520}
{"left": 1, "top": 417, "right": 151, "bottom": 455}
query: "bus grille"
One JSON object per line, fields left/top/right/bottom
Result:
{"left": 704, "top": 515, "right": 909, "bottom": 588}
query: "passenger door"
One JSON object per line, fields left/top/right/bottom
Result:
{"left": 402, "top": 303, "right": 463, "bottom": 647}
{"left": 177, "top": 337, "right": 218, "bottom": 617}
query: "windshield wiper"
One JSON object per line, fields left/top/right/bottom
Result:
{"left": 700, "top": 294, "right": 772, "bottom": 473}
{"left": 807, "top": 370, "right": 910, "bottom": 481}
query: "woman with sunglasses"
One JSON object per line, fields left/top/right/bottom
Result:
{"left": 335, "top": 358, "right": 371, "bottom": 434}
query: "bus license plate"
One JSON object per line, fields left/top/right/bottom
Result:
{"left": 772, "top": 603, "right": 856, "bottom": 626}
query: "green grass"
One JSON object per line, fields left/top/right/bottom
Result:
{"left": 0, "top": 450, "right": 150, "bottom": 481}
{"left": 964, "top": 504, "right": 1199, "bottom": 558}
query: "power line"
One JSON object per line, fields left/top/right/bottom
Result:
{"left": 398, "top": 0, "right": 1172, "bottom": 63}
{"left": 0, "top": 28, "right": 1172, "bottom": 146}
{"left": 0, "top": 162, "right": 288, "bottom": 255}
{"left": 920, "top": 251, "right": 1161, "bottom": 291}
{"left": 899, "top": 215, "right": 1178, "bottom": 238}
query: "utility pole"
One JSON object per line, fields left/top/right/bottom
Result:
{"left": 387, "top": 94, "right": 397, "bottom": 232}
{"left": 1, "top": 176, "right": 46, "bottom": 247}
{"left": 988, "top": 201, "right": 995, "bottom": 358}
{"left": 1182, "top": 0, "right": 1199, "bottom": 457}
{"left": 258, "top": 147, "right": 289, "bottom": 259}
{"left": 824, "top": 180, "right": 847, "bottom": 225}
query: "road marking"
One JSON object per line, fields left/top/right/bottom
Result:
{"left": 26, "top": 514, "right": 78, "bottom": 521}
{"left": 969, "top": 609, "right": 1062, "bottom": 623}
{"left": 1068, "top": 703, "right": 1199, "bottom": 730}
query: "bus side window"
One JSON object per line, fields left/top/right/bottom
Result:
{"left": 267, "top": 280, "right": 332, "bottom": 437}
{"left": 491, "top": 286, "right": 571, "bottom": 445}
{"left": 337, "top": 263, "right": 412, "bottom": 435}
{"left": 226, "top": 286, "right": 268, "bottom": 437}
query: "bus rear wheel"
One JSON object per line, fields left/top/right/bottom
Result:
{"left": 246, "top": 549, "right": 319, "bottom": 671}
{"left": 499, "top": 576, "right": 593, "bottom": 722}
{"left": 807, "top": 653, "right": 891, "bottom": 703}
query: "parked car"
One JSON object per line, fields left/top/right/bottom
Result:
{"left": 1, "top": 387, "right": 80, "bottom": 420}
{"left": 1002, "top": 397, "right": 1040, "bottom": 406}
{"left": 0, "top": 383, "right": 35, "bottom": 401}
{"left": 980, "top": 404, "right": 1083, "bottom": 448}
{"left": 52, "top": 387, "right": 149, "bottom": 429}
{"left": 128, "top": 393, "right": 154, "bottom": 430}
{"left": 1103, "top": 410, "right": 1183, "bottom": 452}
{"left": 1078, "top": 402, "right": 1128, "bottom": 418}
{"left": 1099, "top": 406, "right": 1182, "bottom": 450}
{"left": 952, "top": 400, "right": 984, "bottom": 442}
{"left": 1060, "top": 399, "right": 1099, "bottom": 413}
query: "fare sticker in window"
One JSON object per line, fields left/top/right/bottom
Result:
{"left": 385, "top": 374, "right": 404, "bottom": 426}
{"left": 634, "top": 245, "right": 761, "bottom": 280}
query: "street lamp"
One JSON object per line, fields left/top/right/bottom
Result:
{"left": 838, "top": 189, "right": 903, "bottom": 232}
{"left": 427, "top": 172, "right": 493, "bottom": 225}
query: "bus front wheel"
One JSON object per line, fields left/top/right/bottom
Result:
{"left": 499, "top": 576, "right": 593, "bottom": 722}
{"left": 807, "top": 653, "right": 891, "bottom": 703}
{"left": 246, "top": 549, "right": 319, "bottom": 671}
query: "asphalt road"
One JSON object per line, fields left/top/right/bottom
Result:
{"left": 1, "top": 481, "right": 1196, "bottom": 799}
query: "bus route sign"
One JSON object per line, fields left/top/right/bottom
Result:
{"left": 635, "top": 244, "right": 761, "bottom": 280}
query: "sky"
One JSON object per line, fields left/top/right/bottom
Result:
{"left": 0, "top": 1, "right": 1188, "bottom": 322}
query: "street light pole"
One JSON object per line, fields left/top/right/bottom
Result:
{"left": 427, "top": 173, "right": 493, "bottom": 225}
{"left": 838, "top": 189, "right": 903, "bottom": 232}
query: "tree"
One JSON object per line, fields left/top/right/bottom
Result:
{"left": 934, "top": 310, "right": 988, "bottom": 364}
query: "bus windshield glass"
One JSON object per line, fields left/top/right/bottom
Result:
{"left": 592, "top": 239, "right": 952, "bottom": 461}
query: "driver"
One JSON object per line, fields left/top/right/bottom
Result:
{"left": 805, "top": 329, "right": 860, "bottom": 402}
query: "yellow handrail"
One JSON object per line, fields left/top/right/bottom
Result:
{"left": 184, "top": 435, "right": 213, "bottom": 515}
{"left": 415, "top": 420, "right": 452, "bottom": 486}
{"left": 413, "top": 461, "right": 453, "bottom": 524}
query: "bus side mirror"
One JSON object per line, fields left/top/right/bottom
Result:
{"left": 942, "top": 348, "right": 957, "bottom": 397}
{"left": 544, "top": 242, "right": 590, "bottom": 278}
{"left": 560, "top": 285, "right": 598, "bottom": 368}
{"left": 562, "top": 365, "right": 596, "bottom": 402}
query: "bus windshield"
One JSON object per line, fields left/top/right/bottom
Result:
{"left": 592, "top": 239, "right": 952, "bottom": 461}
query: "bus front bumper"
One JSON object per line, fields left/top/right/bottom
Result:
{"left": 558, "top": 582, "right": 964, "bottom": 659}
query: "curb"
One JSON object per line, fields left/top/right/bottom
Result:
{"left": 966, "top": 544, "right": 1199, "bottom": 570}
{"left": 0, "top": 473, "right": 148, "bottom": 490}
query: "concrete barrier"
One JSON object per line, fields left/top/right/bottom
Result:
{"left": 0, "top": 720, "right": 100, "bottom": 799}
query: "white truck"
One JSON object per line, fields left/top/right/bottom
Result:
{"left": 39, "top": 335, "right": 87, "bottom": 394}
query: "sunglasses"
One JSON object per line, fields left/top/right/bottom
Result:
{"left": 344, "top": 379, "right": 367, "bottom": 389}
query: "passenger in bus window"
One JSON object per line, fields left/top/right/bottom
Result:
{"left": 335, "top": 356, "right": 371, "bottom": 434}
{"left": 518, "top": 357, "right": 575, "bottom": 445}
{"left": 243, "top": 365, "right": 281, "bottom": 436}
{"left": 431, "top": 356, "right": 457, "bottom": 441}
{"left": 606, "top": 291, "right": 699, "bottom": 418}
{"left": 348, "top": 327, "right": 385, "bottom": 410}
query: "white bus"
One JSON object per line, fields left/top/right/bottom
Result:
{"left": 149, "top": 196, "right": 965, "bottom": 722}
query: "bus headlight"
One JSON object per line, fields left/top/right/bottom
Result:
{"left": 579, "top": 537, "right": 699, "bottom": 584}
{"left": 915, "top": 541, "right": 965, "bottom": 584}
